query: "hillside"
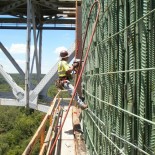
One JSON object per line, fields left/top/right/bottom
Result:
{"left": 0, "top": 74, "right": 56, "bottom": 155}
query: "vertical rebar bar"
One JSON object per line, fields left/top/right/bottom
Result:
{"left": 25, "top": 0, "right": 31, "bottom": 108}
{"left": 139, "top": 0, "right": 148, "bottom": 152}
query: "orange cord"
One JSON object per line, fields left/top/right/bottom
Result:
{"left": 49, "top": 1, "right": 101, "bottom": 154}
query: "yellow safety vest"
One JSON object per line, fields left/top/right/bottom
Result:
{"left": 58, "top": 60, "right": 70, "bottom": 77}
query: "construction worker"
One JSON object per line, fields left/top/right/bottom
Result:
{"left": 57, "top": 50, "right": 88, "bottom": 110}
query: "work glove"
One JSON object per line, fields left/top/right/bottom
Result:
{"left": 72, "top": 62, "right": 79, "bottom": 68}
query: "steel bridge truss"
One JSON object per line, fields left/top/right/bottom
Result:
{"left": 0, "top": 0, "right": 77, "bottom": 113}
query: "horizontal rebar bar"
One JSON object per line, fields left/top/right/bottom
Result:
{"left": 84, "top": 90, "right": 155, "bottom": 126}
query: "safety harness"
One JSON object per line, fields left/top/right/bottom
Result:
{"left": 55, "top": 60, "right": 79, "bottom": 90}
{"left": 55, "top": 76, "right": 69, "bottom": 90}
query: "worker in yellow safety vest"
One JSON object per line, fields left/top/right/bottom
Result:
{"left": 57, "top": 50, "right": 88, "bottom": 110}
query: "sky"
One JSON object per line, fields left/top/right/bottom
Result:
{"left": 0, "top": 28, "right": 75, "bottom": 74}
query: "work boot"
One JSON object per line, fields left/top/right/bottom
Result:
{"left": 81, "top": 104, "right": 88, "bottom": 110}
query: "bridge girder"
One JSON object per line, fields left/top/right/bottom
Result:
{"left": 0, "top": 0, "right": 81, "bottom": 111}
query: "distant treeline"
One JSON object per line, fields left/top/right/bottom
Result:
{"left": 0, "top": 73, "right": 45, "bottom": 92}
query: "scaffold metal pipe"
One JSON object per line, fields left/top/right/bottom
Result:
{"left": 22, "top": 91, "right": 61, "bottom": 155}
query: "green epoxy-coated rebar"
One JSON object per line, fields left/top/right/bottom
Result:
{"left": 139, "top": 0, "right": 148, "bottom": 150}
{"left": 150, "top": 2, "right": 155, "bottom": 152}
{"left": 82, "top": 0, "right": 155, "bottom": 154}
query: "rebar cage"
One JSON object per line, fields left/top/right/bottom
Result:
{"left": 82, "top": 0, "right": 155, "bottom": 154}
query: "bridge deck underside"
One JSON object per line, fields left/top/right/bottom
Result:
{"left": 0, "top": 0, "right": 81, "bottom": 30}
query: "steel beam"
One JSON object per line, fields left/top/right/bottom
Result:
{"left": 0, "top": 26, "right": 75, "bottom": 30}
{"left": 31, "top": 4, "right": 39, "bottom": 79}
{"left": 0, "top": 0, "right": 26, "bottom": 14}
{"left": 25, "top": 0, "right": 31, "bottom": 108}
{"left": 58, "top": 7, "right": 76, "bottom": 10}
{"left": 29, "top": 102, "right": 49, "bottom": 113}
{"left": 0, "top": 65, "right": 24, "bottom": 100}
{"left": 33, "top": 0, "right": 59, "bottom": 11}
{"left": 0, "top": 18, "right": 27, "bottom": 23}
{"left": 38, "top": 26, "right": 43, "bottom": 78}
{"left": 0, "top": 42, "right": 25, "bottom": 77}
{"left": 0, "top": 98, "right": 50, "bottom": 113}
{"left": 0, "top": 98, "right": 25, "bottom": 106}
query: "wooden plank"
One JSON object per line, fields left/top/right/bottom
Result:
{"left": 60, "top": 106, "right": 75, "bottom": 154}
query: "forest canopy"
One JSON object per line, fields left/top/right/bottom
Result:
{"left": 0, "top": 74, "right": 58, "bottom": 155}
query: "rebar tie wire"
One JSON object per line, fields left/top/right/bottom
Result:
{"left": 90, "top": 7, "right": 155, "bottom": 52}
{"left": 86, "top": 109, "right": 151, "bottom": 155}
{"left": 86, "top": 109, "right": 125, "bottom": 155}
{"left": 84, "top": 89, "right": 155, "bottom": 126}
{"left": 84, "top": 67, "right": 155, "bottom": 76}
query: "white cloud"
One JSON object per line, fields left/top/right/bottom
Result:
{"left": 54, "top": 46, "right": 67, "bottom": 54}
{"left": 16, "top": 59, "right": 26, "bottom": 64}
{"left": 9, "top": 43, "right": 26, "bottom": 54}
{"left": 9, "top": 43, "right": 34, "bottom": 54}
{"left": 0, "top": 58, "right": 25, "bottom": 73}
